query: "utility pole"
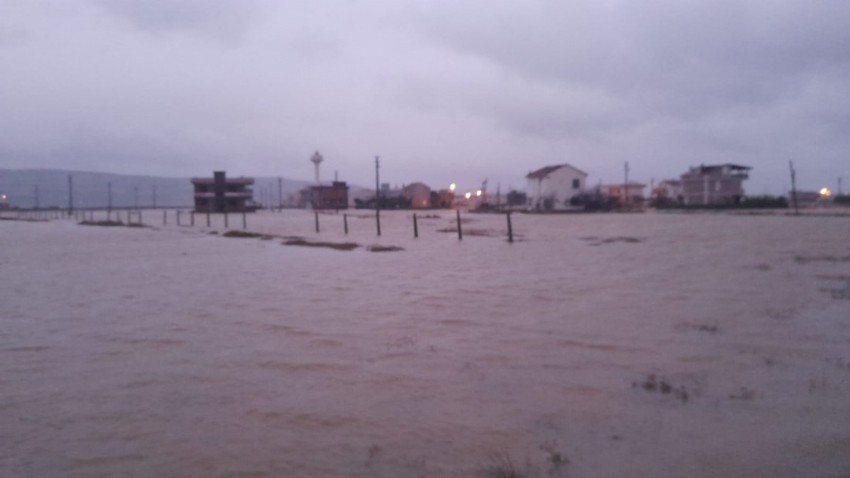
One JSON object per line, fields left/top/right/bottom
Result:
{"left": 375, "top": 156, "right": 381, "bottom": 237}
{"left": 68, "top": 175, "right": 73, "bottom": 217}
{"left": 789, "top": 160, "right": 799, "bottom": 215}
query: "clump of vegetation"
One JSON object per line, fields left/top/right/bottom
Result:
{"left": 222, "top": 230, "right": 270, "bottom": 239}
{"left": 79, "top": 220, "right": 128, "bottom": 227}
{"left": 1, "top": 217, "right": 48, "bottom": 222}
{"left": 634, "top": 374, "right": 689, "bottom": 403}
{"left": 584, "top": 236, "right": 643, "bottom": 246}
{"left": 674, "top": 322, "right": 719, "bottom": 334}
{"left": 282, "top": 238, "right": 359, "bottom": 251}
{"left": 367, "top": 245, "right": 404, "bottom": 252}
{"left": 729, "top": 387, "right": 756, "bottom": 400}
{"left": 795, "top": 254, "right": 850, "bottom": 264}
{"left": 476, "top": 443, "right": 569, "bottom": 478}
{"left": 478, "top": 452, "right": 526, "bottom": 478}
{"left": 539, "top": 440, "right": 569, "bottom": 472}
{"left": 436, "top": 227, "right": 499, "bottom": 237}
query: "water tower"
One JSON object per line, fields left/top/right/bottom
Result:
{"left": 310, "top": 151, "right": 324, "bottom": 184}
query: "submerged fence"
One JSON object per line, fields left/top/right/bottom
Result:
{"left": 0, "top": 207, "right": 519, "bottom": 243}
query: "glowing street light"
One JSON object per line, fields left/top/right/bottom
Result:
{"left": 449, "top": 183, "right": 456, "bottom": 192}
{"left": 820, "top": 187, "right": 832, "bottom": 197}
{"left": 476, "top": 190, "right": 482, "bottom": 197}
{"left": 464, "top": 192, "right": 472, "bottom": 199}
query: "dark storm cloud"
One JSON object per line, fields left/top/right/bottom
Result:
{"left": 406, "top": 1, "right": 850, "bottom": 132}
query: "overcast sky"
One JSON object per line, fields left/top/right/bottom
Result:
{"left": 2, "top": 1, "right": 849, "bottom": 194}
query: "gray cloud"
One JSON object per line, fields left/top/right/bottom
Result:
{"left": 1, "top": 1, "right": 848, "bottom": 193}
{"left": 91, "top": 0, "right": 265, "bottom": 44}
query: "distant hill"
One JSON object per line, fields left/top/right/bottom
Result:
{"left": 0, "top": 169, "right": 317, "bottom": 209}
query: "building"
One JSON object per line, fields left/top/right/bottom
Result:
{"left": 433, "top": 189, "right": 455, "bottom": 209}
{"left": 680, "top": 164, "right": 751, "bottom": 206}
{"left": 606, "top": 182, "right": 647, "bottom": 207}
{"left": 191, "top": 171, "right": 254, "bottom": 212}
{"left": 526, "top": 164, "right": 588, "bottom": 211}
{"left": 401, "top": 182, "right": 432, "bottom": 209}
{"left": 651, "top": 180, "right": 684, "bottom": 205}
{"left": 301, "top": 181, "right": 349, "bottom": 210}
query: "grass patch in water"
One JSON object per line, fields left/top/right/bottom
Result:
{"left": 80, "top": 220, "right": 126, "bottom": 227}
{"left": 282, "top": 238, "right": 359, "bottom": 251}
{"left": 367, "top": 245, "right": 404, "bottom": 252}
{"left": 222, "top": 230, "right": 271, "bottom": 239}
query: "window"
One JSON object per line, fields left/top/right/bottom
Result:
{"left": 572, "top": 179, "right": 580, "bottom": 189}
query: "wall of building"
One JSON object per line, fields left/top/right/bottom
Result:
{"left": 526, "top": 167, "right": 586, "bottom": 211}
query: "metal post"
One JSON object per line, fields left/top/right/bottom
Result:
{"left": 67, "top": 175, "right": 73, "bottom": 217}
{"left": 413, "top": 213, "right": 418, "bottom": 238}
{"left": 315, "top": 211, "right": 320, "bottom": 233}
{"left": 224, "top": 211, "right": 229, "bottom": 228}
{"left": 242, "top": 211, "right": 247, "bottom": 229}
{"left": 790, "top": 160, "right": 799, "bottom": 215}
{"left": 456, "top": 209, "right": 463, "bottom": 240}
{"left": 163, "top": 210, "right": 167, "bottom": 225}
{"left": 375, "top": 156, "right": 381, "bottom": 237}
{"left": 344, "top": 214, "right": 348, "bottom": 235}
{"left": 206, "top": 210, "right": 210, "bottom": 227}
{"left": 507, "top": 212, "right": 513, "bottom": 243}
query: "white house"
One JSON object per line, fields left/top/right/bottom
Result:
{"left": 526, "top": 164, "right": 588, "bottom": 211}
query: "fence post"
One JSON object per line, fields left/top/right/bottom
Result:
{"left": 376, "top": 210, "right": 381, "bottom": 237}
{"left": 224, "top": 211, "right": 229, "bottom": 229}
{"left": 344, "top": 214, "right": 348, "bottom": 235}
{"left": 507, "top": 212, "right": 513, "bottom": 243}
{"left": 242, "top": 211, "right": 247, "bottom": 230}
{"left": 413, "top": 213, "right": 418, "bottom": 238}
{"left": 314, "top": 211, "right": 320, "bottom": 233}
{"left": 456, "top": 210, "right": 463, "bottom": 240}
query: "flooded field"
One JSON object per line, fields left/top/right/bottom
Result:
{"left": 2, "top": 210, "right": 850, "bottom": 477}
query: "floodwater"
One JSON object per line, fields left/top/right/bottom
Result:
{"left": 2, "top": 210, "right": 850, "bottom": 477}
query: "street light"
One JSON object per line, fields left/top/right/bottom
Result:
{"left": 449, "top": 183, "right": 456, "bottom": 192}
